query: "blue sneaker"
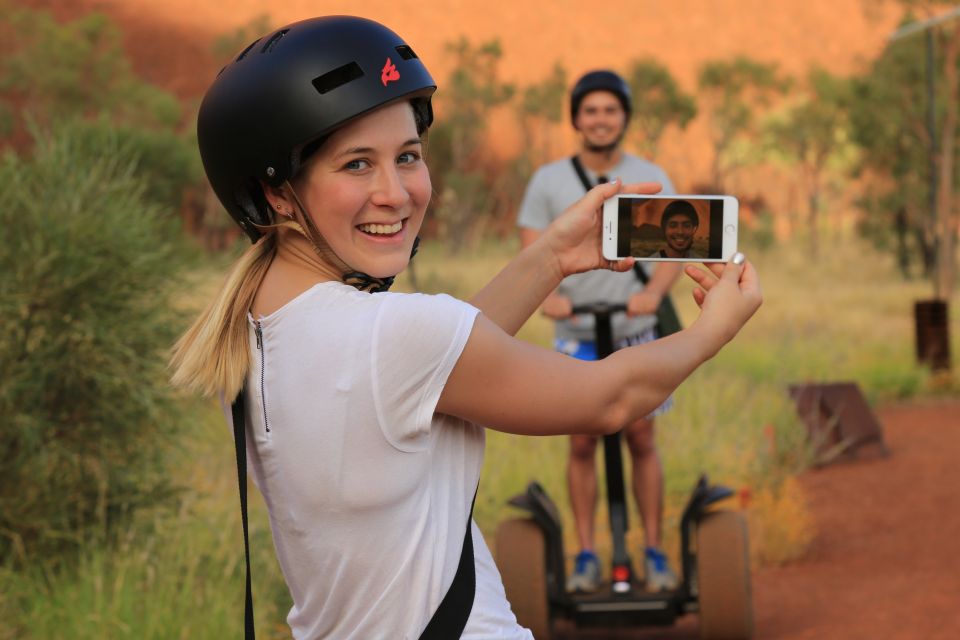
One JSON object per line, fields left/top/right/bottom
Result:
{"left": 567, "top": 550, "right": 601, "bottom": 593}
{"left": 644, "top": 546, "right": 678, "bottom": 592}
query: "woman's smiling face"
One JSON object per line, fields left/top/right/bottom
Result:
{"left": 294, "top": 101, "right": 431, "bottom": 279}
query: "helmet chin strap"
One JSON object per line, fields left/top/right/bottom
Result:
{"left": 282, "top": 181, "right": 402, "bottom": 293}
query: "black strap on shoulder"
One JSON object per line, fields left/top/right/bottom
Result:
{"left": 231, "top": 389, "right": 256, "bottom": 640}
{"left": 573, "top": 156, "right": 647, "bottom": 286}
{"left": 570, "top": 155, "right": 594, "bottom": 193}
{"left": 419, "top": 489, "right": 478, "bottom": 639}
{"left": 231, "top": 387, "right": 476, "bottom": 639}
{"left": 632, "top": 261, "right": 650, "bottom": 285}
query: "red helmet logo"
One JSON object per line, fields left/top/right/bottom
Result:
{"left": 381, "top": 58, "right": 400, "bottom": 86}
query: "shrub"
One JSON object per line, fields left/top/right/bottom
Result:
{"left": 0, "top": 123, "right": 185, "bottom": 566}
{"left": 0, "top": 7, "right": 181, "bottom": 131}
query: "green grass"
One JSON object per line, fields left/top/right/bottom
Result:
{"left": 3, "top": 234, "right": 958, "bottom": 638}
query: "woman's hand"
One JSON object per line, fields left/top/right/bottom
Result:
{"left": 540, "top": 180, "right": 663, "bottom": 278}
{"left": 685, "top": 253, "right": 763, "bottom": 349}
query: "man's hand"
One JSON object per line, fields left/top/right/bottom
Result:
{"left": 627, "top": 289, "right": 662, "bottom": 317}
{"left": 541, "top": 291, "right": 574, "bottom": 320}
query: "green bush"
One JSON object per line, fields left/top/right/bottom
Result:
{"left": 0, "top": 123, "right": 185, "bottom": 566}
{"left": 0, "top": 7, "right": 181, "bottom": 130}
{"left": 66, "top": 116, "right": 202, "bottom": 213}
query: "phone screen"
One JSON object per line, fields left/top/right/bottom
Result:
{"left": 617, "top": 197, "right": 727, "bottom": 259}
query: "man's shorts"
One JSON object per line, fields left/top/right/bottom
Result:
{"left": 554, "top": 326, "right": 674, "bottom": 419}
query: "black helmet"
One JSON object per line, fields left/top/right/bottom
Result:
{"left": 197, "top": 16, "right": 436, "bottom": 242}
{"left": 569, "top": 70, "right": 632, "bottom": 125}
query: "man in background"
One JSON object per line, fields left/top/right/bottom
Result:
{"left": 516, "top": 70, "right": 682, "bottom": 593}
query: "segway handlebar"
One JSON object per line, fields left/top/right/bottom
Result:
{"left": 570, "top": 302, "right": 627, "bottom": 316}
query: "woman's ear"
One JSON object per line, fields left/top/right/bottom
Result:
{"left": 259, "top": 180, "right": 295, "bottom": 218}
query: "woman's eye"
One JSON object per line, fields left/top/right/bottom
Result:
{"left": 398, "top": 151, "right": 420, "bottom": 165}
{"left": 344, "top": 159, "right": 370, "bottom": 171}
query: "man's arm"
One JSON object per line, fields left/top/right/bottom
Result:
{"left": 626, "top": 262, "right": 683, "bottom": 317}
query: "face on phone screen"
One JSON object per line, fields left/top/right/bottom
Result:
{"left": 617, "top": 197, "right": 728, "bottom": 260}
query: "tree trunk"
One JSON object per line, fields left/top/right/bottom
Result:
{"left": 808, "top": 166, "right": 820, "bottom": 258}
{"left": 935, "top": 24, "right": 958, "bottom": 299}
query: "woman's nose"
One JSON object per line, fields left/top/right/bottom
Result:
{"left": 370, "top": 166, "right": 409, "bottom": 208}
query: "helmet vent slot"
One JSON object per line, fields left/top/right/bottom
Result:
{"left": 394, "top": 45, "right": 418, "bottom": 60}
{"left": 312, "top": 62, "right": 365, "bottom": 95}
{"left": 235, "top": 38, "right": 261, "bottom": 62}
{"left": 260, "top": 29, "right": 289, "bottom": 54}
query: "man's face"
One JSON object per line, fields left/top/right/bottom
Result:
{"left": 664, "top": 215, "right": 697, "bottom": 255}
{"left": 573, "top": 91, "right": 627, "bottom": 152}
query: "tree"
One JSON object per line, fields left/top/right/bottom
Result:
{"left": 888, "top": 0, "right": 960, "bottom": 297}
{"left": 515, "top": 62, "right": 567, "bottom": 167}
{"left": 697, "top": 57, "right": 788, "bottom": 190}
{"left": 428, "top": 38, "right": 515, "bottom": 251}
{"left": 625, "top": 58, "right": 697, "bottom": 158}
{"left": 850, "top": 6, "right": 960, "bottom": 292}
{"left": 0, "top": 6, "right": 201, "bottom": 235}
{"left": 0, "top": 8, "right": 181, "bottom": 134}
{"left": 764, "top": 69, "right": 854, "bottom": 256}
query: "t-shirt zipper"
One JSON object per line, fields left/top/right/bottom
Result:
{"left": 254, "top": 320, "right": 271, "bottom": 433}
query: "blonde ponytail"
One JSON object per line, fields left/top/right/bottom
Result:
{"left": 170, "top": 233, "right": 277, "bottom": 401}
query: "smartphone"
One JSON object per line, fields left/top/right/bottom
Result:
{"left": 602, "top": 194, "right": 739, "bottom": 262}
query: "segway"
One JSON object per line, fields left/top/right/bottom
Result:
{"left": 495, "top": 303, "right": 753, "bottom": 639}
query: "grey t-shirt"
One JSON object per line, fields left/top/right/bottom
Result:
{"left": 517, "top": 154, "right": 675, "bottom": 342}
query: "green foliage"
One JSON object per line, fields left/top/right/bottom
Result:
{"left": 64, "top": 116, "right": 202, "bottom": 212}
{"left": 429, "top": 38, "right": 515, "bottom": 251}
{"left": 625, "top": 58, "right": 697, "bottom": 157}
{"left": 0, "top": 8, "right": 181, "bottom": 131}
{"left": 0, "top": 5, "right": 200, "bottom": 222}
{"left": 0, "top": 123, "right": 185, "bottom": 566}
{"left": 698, "top": 57, "right": 789, "bottom": 188}
{"left": 848, "top": 11, "right": 959, "bottom": 279}
{"left": 518, "top": 62, "right": 567, "bottom": 124}
{"left": 514, "top": 62, "right": 567, "bottom": 168}
{"left": 763, "top": 69, "right": 856, "bottom": 254}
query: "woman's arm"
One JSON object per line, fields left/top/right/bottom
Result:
{"left": 469, "top": 180, "right": 661, "bottom": 336}
{"left": 438, "top": 258, "right": 762, "bottom": 436}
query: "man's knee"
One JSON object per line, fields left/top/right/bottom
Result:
{"left": 625, "top": 418, "right": 657, "bottom": 458}
{"left": 569, "top": 434, "right": 599, "bottom": 462}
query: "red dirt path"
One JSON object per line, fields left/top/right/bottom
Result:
{"left": 559, "top": 400, "right": 960, "bottom": 640}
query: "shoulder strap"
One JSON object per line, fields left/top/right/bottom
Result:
{"left": 573, "top": 156, "right": 649, "bottom": 289}
{"left": 231, "top": 390, "right": 256, "bottom": 640}
{"left": 419, "top": 490, "right": 478, "bottom": 639}
{"left": 632, "top": 262, "right": 650, "bottom": 285}
{"left": 232, "top": 389, "right": 476, "bottom": 640}
{"left": 570, "top": 155, "right": 594, "bottom": 193}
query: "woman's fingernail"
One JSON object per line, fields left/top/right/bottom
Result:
{"left": 731, "top": 252, "right": 746, "bottom": 265}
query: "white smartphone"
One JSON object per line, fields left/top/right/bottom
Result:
{"left": 602, "top": 194, "right": 739, "bottom": 262}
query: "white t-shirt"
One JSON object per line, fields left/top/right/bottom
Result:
{"left": 241, "top": 281, "right": 533, "bottom": 639}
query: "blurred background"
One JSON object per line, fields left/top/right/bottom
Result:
{"left": 1, "top": 0, "right": 958, "bottom": 638}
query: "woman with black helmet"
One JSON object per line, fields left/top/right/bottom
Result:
{"left": 172, "top": 16, "right": 761, "bottom": 639}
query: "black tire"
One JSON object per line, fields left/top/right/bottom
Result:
{"left": 697, "top": 510, "right": 754, "bottom": 639}
{"left": 495, "top": 518, "right": 553, "bottom": 639}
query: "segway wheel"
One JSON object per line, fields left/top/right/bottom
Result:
{"left": 495, "top": 518, "right": 553, "bottom": 639}
{"left": 696, "top": 510, "right": 754, "bottom": 639}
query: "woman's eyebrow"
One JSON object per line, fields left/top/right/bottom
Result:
{"left": 334, "top": 139, "right": 423, "bottom": 159}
